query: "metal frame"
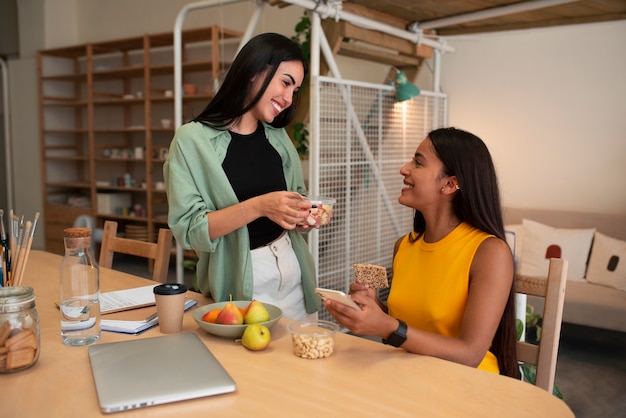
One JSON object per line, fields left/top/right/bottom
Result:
{"left": 171, "top": 0, "right": 453, "bottom": 283}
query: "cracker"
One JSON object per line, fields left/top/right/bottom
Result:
{"left": 6, "top": 329, "right": 38, "bottom": 351}
{"left": 6, "top": 347, "right": 35, "bottom": 370}
{"left": 353, "top": 264, "right": 388, "bottom": 289}
{"left": 0, "top": 321, "right": 11, "bottom": 346}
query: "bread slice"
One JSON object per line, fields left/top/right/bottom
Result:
{"left": 353, "top": 263, "right": 388, "bottom": 289}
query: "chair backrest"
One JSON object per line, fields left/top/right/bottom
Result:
{"left": 515, "top": 258, "right": 568, "bottom": 392}
{"left": 98, "top": 221, "right": 173, "bottom": 283}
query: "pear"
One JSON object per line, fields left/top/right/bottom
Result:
{"left": 216, "top": 302, "right": 244, "bottom": 325}
{"left": 244, "top": 300, "right": 271, "bottom": 324}
{"left": 201, "top": 308, "right": 222, "bottom": 323}
{"left": 241, "top": 323, "right": 271, "bottom": 350}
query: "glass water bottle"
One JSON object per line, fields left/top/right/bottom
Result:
{"left": 60, "top": 227, "right": 101, "bottom": 346}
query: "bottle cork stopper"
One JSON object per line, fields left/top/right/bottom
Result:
{"left": 63, "top": 227, "right": 91, "bottom": 238}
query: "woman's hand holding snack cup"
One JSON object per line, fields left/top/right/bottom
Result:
{"left": 297, "top": 196, "right": 335, "bottom": 228}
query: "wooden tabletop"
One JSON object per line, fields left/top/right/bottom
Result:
{"left": 0, "top": 250, "right": 574, "bottom": 417}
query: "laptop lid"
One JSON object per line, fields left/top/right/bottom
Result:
{"left": 88, "top": 333, "right": 236, "bottom": 413}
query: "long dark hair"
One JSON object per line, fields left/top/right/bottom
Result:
{"left": 412, "top": 127, "right": 519, "bottom": 378}
{"left": 193, "top": 32, "right": 308, "bottom": 129}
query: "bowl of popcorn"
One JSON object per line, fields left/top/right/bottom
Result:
{"left": 287, "top": 319, "right": 339, "bottom": 359}
{"left": 300, "top": 196, "right": 335, "bottom": 227}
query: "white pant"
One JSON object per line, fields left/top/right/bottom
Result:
{"left": 250, "top": 232, "right": 316, "bottom": 321}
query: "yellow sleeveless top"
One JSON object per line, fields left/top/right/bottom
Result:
{"left": 388, "top": 222, "right": 499, "bottom": 374}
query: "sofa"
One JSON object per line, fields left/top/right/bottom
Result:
{"left": 503, "top": 207, "right": 626, "bottom": 333}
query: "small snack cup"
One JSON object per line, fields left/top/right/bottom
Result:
{"left": 288, "top": 320, "right": 339, "bottom": 359}
{"left": 300, "top": 196, "right": 335, "bottom": 227}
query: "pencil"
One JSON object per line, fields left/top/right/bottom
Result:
{"left": 15, "top": 213, "right": 39, "bottom": 286}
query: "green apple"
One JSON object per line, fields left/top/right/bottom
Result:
{"left": 244, "top": 300, "right": 271, "bottom": 324}
{"left": 241, "top": 323, "right": 271, "bottom": 351}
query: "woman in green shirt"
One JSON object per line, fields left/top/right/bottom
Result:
{"left": 164, "top": 33, "right": 321, "bottom": 320}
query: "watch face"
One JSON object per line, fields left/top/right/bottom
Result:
{"left": 384, "top": 319, "right": 407, "bottom": 347}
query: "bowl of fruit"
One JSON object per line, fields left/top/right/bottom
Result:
{"left": 193, "top": 300, "right": 282, "bottom": 339}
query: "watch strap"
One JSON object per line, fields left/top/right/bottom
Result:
{"left": 382, "top": 319, "right": 407, "bottom": 347}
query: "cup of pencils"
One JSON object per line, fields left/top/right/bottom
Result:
{"left": 0, "top": 210, "right": 40, "bottom": 287}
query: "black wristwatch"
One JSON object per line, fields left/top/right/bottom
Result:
{"left": 382, "top": 319, "right": 407, "bottom": 347}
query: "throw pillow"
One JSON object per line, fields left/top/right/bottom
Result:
{"left": 586, "top": 231, "right": 626, "bottom": 291}
{"left": 520, "top": 219, "right": 595, "bottom": 280}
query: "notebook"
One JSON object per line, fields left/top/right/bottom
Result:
{"left": 88, "top": 333, "right": 236, "bottom": 413}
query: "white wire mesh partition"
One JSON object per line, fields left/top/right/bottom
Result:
{"left": 311, "top": 76, "right": 447, "bottom": 321}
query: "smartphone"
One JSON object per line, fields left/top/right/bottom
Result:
{"left": 315, "top": 288, "right": 362, "bottom": 310}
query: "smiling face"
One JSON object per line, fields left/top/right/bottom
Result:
{"left": 399, "top": 137, "right": 449, "bottom": 210}
{"left": 249, "top": 60, "right": 304, "bottom": 124}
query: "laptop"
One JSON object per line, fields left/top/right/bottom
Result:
{"left": 88, "top": 333, "right": 236, "bottom": 413}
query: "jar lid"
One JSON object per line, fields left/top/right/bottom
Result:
{"left": 64, "top": 227, "right": 91, "bottom": 238}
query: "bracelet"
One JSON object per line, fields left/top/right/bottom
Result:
{"left": 239, "top": 203, "right": 247, "bottom": 223}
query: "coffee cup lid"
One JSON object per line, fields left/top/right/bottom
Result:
{"left": 153, "top": 283, "right": 187, "bottom": 295}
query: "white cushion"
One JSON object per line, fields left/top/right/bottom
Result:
{"left": 586, "top": 231, "right": 626, "bottom": 291}
{"left": 520, "top": 219, "right": 595, "bottom": 280}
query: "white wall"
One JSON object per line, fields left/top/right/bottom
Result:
{"left": 50, "top": 0, "right": 302, "bottom": 47}
{"left": 8, "top": 1, "right": 626, "bottom": 250}
{"left": 439, "top": 21, "right": 626, "bottom": 214}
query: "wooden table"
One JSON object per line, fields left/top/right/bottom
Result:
{"left": 0, "top": 250, "right": 574, "bottom": 417}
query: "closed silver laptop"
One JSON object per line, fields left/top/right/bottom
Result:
{"left": 88, "top": 333, "right": 236, "bottom": 413}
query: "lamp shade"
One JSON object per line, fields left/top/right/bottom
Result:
{"left": 395, "top": 71, "right": 420, "bottom": 102}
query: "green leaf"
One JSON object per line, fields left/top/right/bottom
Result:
{"left": 182, "top": 260, "right": 196, "bottom": 271}
{"left": 519, "top": 363, "right": 563, "bottom": 399}
{"left": 516, "top": 318, "right": 524, "bottom": 341}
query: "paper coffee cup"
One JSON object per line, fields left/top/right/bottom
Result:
{"left": 153, "top": 284, "right": 187, "bottom": 334}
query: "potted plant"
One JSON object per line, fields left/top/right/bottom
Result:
{"left": 516, "top": 305, "right": 563, "bottom": 399}
{"left": 288, "top": 12, "right": 311, "bottom": 160}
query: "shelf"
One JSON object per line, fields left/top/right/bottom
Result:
{"left": 96, "top": 185, "right": 146, "bottom": 191}
{"left": 95, "top": 157, "right": 146, "bottom": 162}
{"left": 42, "top": 98, "right": 87, "bottom": 106}
{"left": 41, "top": 73, "right": 87, "bottom": 82}
{"left": 38, "top": 25, "right": 242, "bottom": 254}
{"left": 93, "top": 128, "right": 147, "bottom": 133}
{"left": 46, "top": 181, "right": 91, "bottom": 189}
{"left": 44, "top": 156, "right": 89, "bottom": 161}
{"left": 43, "top": 129, "right": 88, "bottom": 134}
{"left": 92, "top": 66, "right": 145, "bottom": 79}
{"left": 95, "top": 214, "right": 149, "bottom": 222}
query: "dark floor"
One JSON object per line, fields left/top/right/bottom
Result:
{"left": 555, "top": 323, "right": 626, "bottom": 418}
{"left": 113, "top": 254, "right": 626, "bottom": 417}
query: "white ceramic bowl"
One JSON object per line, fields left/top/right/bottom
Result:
{"left": 193, "top": 300, "right": 282, "bottom": 339}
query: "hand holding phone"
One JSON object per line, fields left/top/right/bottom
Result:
{"left": 315, "top": 288, "right": 362, "bottom": 310}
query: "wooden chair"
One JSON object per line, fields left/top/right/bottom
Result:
{"left": 99, "top": 221, "right": 173, "bottom": 283}
{"left": 515, "top": 257, "right": 568, "bottom": 392}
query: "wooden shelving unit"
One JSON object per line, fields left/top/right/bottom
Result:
{"left": 38, "top": 25, "right": 242, "bottom": 254}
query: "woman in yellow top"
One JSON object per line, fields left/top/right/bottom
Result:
{"left": 325, "top": 127, "right": 520, "bottom": 379}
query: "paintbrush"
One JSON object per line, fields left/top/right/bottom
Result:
{"left": 0, "top": 209, "right": 6, "bottom": 286}
{"left": 15, "top": 213, "right": 39, "bottom": 287}
{"left": 8, "top": 210, "right": 16, "bottom": 278}
{"left": 12, "top": 220, "right": 31, "bottom": 287}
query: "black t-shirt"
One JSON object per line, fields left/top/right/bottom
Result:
{"left": 222, "top": 123, "right": 286, "bottom": 249}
